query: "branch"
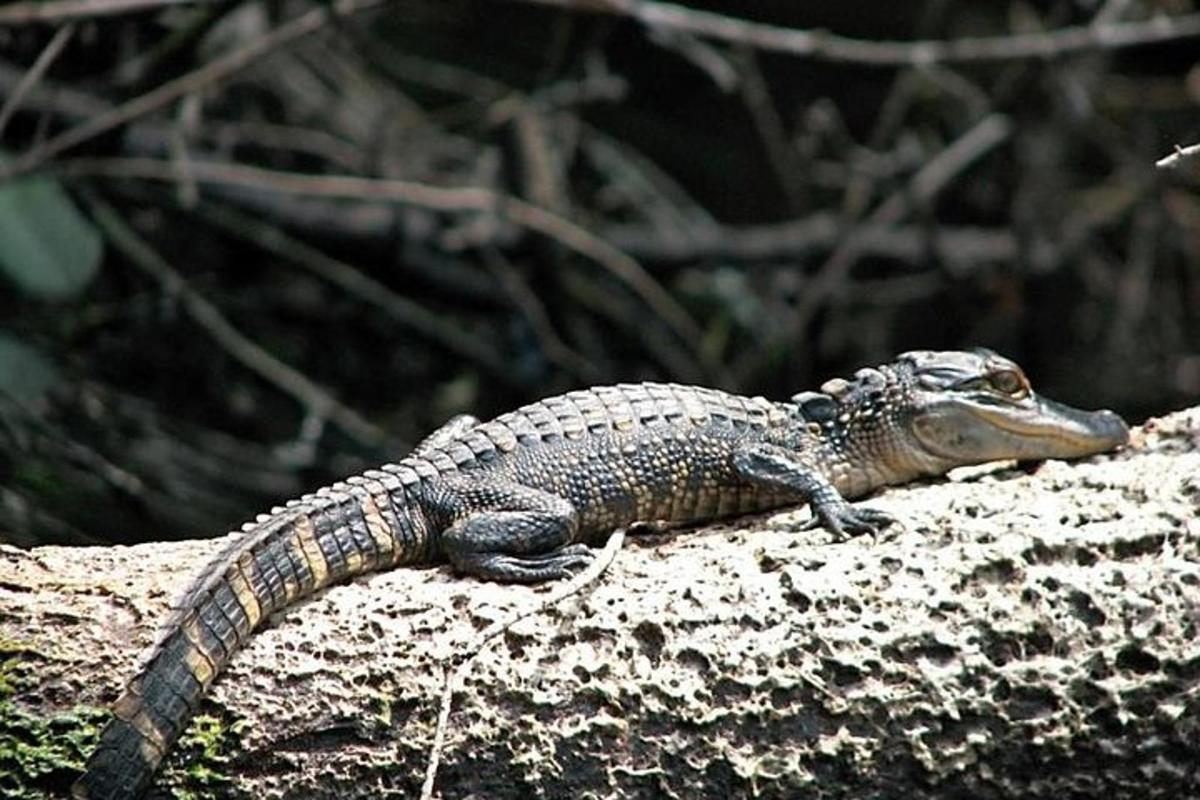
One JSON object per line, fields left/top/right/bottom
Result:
{"left": 789, "top": 113, "right": 1013, "bottom": 335}
{"left": 0, "top": 0, "right": 222, "bottom": 25}
{"left": 56, "top": 157, "right": 706, "bottom": 355}
{"left": 192, "top": 203, "right": 514, "bottom": 382}
{"left": 5, "top": 407, "right": 1198, "bottom": 798}
{"left": 0, "top": 23, "right": 75, "bottom": 136}
{"left": 482, "top": 248, "right": 603, "bottom": 382}
{"left": 1156, "top": 142, "right": 1200, "bottom": 171}
{"left": 0, "top": 0, "right": 390, "bottom": 183}
{"left": 83, "top": 194, "right": 391, "bottom": 450}
{"left": 517, "top": 0, "right": 1200, "bottom": 66}
{"left": 601, "top": 215, "right": 1017, "bottom": 268}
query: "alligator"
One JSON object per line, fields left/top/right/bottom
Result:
{"left": 72, "top": 349, "right": 1129, "bottom": 799}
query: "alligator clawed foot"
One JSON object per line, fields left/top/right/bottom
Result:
{"left": 452, "top": 544, "right": 595, "bottom": 583}
{"left": 533, "top": 546, "right": 596, "bottom": 580}
{"left": 815, "top": 504, "right": 895, "bottom": 541}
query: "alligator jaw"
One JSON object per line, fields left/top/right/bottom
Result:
{"left": 911, "top": 390, "right": 1129, "bottom": 466}
{"left": 983, "top": 394, "right": 1129, "bottom": 458}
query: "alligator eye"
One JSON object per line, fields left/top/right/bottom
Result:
{"left": 989, "top": 370, "right": 1025, "bottom": 396}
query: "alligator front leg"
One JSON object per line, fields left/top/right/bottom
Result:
{"left": 732, "top": 444, "right": 894, "bottom": 539}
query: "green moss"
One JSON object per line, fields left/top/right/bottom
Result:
{"left": 0, "top": 633, "right": 252, "bottom": 799}
{"left": 0, "top": 639, "right": 108, "bottom": 800}
{"left": 0, "top": 643, "right": 30, "bottom": 699}
{"left": 162, "top": 713, "right": 248, "bottom": 800}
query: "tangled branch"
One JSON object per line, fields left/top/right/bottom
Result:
{"left": 57, "top": 157, "right": 704, "bottom": 352}
{"left": 517, "top": 0, "right": 1200, "bottom": 66}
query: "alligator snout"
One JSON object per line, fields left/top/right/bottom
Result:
{"left": 1087, "top": 409, "right": 1131, "bottom": 449}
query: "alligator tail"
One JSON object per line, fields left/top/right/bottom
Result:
{"left": 72, "top": 476, "right": 425, "bottom": 799}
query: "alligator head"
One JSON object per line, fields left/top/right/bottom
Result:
{"left": 797, "top": 348, "right": 1129, "bottom": 493}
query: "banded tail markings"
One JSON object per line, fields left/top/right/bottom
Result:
{"left": 229, "top": 557, "right": 264, "bottom": 630}
{"left": 336, "top": 490, "right": 376, "bottom": 575}
{"left": 124, "top": 709, "right": 167, "bottom": 754}
{"left": 108, "top": 690, "right": 168, "bottom": 755}
{"left": 305, "top": 498, "right": 350, "bottom": 582}
{"left": 248, "top": 540, "right": 288, "bottom": 610}
{"left": 199, "top": 587, "right": 243, "bottom": 653}
{"left": 73, "top": 630, "right": 217, "bottom": 799}
{"left": 363, "top": 470, "right": 411, "bottom": 564}
{"left": 76, "top": 513, "right": 299, "bottom": 800}
{"left": 292, "top": 512, "right": 330, "bottom": 588}
{"left": 77, "top": 460, "right": 460, "bottom": 799}
{"left": 177, "top": 614, "right": 221, "bottom": 684}
{"left": 355, "top": 481, "right": 399, "bottom": 562}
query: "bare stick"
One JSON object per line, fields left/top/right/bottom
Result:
{"left": 0, "top": 0, "right": 388, "bottom": 183}
{"left": 83, "top": 194, "right": 390, "bottom": 449}
{"left": 0, "top": 23, "right": 76, "bottom": 137}
{"left": 501, "top": 199, "right": 704, "bottom": 347}
{"left": 516, "top": 0, "right": 1200, "bottom": 66}
{"left": 482, "top": 247, "right": 602, "bottom": 382}
{"left": 603, "top": 214, "right": 1017, "bottom": 267}
{"left": 734, "top": 47, "right": 806, "bottom": 214}
{"left": 790, "top": 113, "right": 1013, "bottom": 335}
{"left": 57, "top": 156, "right": 705, "bottom": 352}
{"left": 420, "top": 529, "right": 627, "bottom": 800}
{"left": 1156, "top": 143, "right": 1200, "bottom": 171}
{"left": 193, "top": 204, "right": 513, "bottom": 380}
{"left": 0, "top": 0, "right": 220, "bottom": 25}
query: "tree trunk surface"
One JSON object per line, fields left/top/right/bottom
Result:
{"left": 1, "top": 407, "right": 1198, "bottom": 799}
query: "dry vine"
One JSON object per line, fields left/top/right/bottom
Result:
{"left": 419, "top": 528, "right": 627, "bottom": 800}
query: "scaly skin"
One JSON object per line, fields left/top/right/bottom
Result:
{"left": 72, "top": 349, "right": 1128, "bottom": 799}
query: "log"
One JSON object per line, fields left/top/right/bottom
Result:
{"left": 1, "top": 407, "right": 1198, "bottom": 799}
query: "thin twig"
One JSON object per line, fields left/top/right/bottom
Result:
{"left": 580, "top": 128, "right": 718, "bottom": 236}
{"left": 517, "top": 0, "right": 1200, "bottom": 66}
{"left": 0, "top": 54, "right": 366, "bottom": 169}
{"left": 560, "top": 267, "right": 706, "bottom": 383}
{"left": 0, "top": 23, "right": 76, "bottom": 137}
{"left": 481, "top": 247, "right": 602, "bottom": 382}
{"left": 1156, "top": 143, "right": 1200, "bottom": 171}
{"left": 790, "top": 113, "right": 1013, "bottom": 335}
{"left": 0, "top": 0, "right": 389, "bottom": 184}
{"left": 0, "top": 58, "right": 109, "bottom": 119}
{"left": 56, "top": 157, "right": 705, "bottom": 355}
{"left": 0, "top": 0, "right": 220, "bottom": 24}
{"left": 192, "top": 203, "right": 514, "bottom": 381}
{"left": 420, "top": 528, "right": 627, "bottom": 800}
{"left": 82, "top": 193, "right": 390, "bottom": 449}
{"left": 733, "top": 46, "right": 807, "bottom": 214}
{"left": 501, "top": 200, "right": 704, "bottom": 349}
{"left": 602, "top": 215, "right": 1017, "bottom": 267}
{"left": 644, "top": 26, "right": 738, "bottom": 92}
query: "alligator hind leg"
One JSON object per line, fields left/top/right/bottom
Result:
{"left": 431, "top": 478, "right": 592, "bottom": 583}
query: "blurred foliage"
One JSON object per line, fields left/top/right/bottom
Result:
{"left": 0, "top": 0, "right": 1197, "bottom": 546}
{"left": 0, "top": 156, "right": 100, "bottom": 300}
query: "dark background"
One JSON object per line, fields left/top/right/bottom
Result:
{"left": 1, "top": 0, "right": 1197, "bottom": 547}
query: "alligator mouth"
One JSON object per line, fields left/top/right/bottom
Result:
{"left": 965, "top": 394, "right": 1130, "bottom": 456}
{"left": 911, "top": 390, "right": 1130, "bottom": 466}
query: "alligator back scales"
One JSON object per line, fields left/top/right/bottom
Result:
{"left": 73, "top": 353, "right": 1130, "bottom": 798}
